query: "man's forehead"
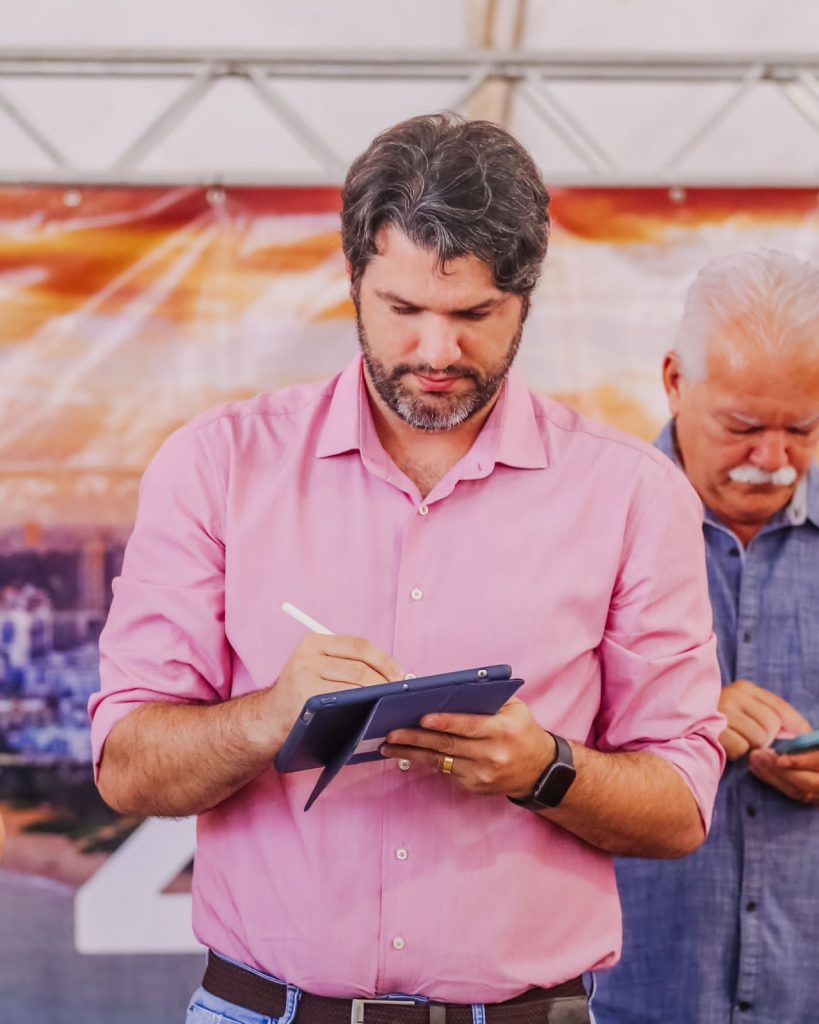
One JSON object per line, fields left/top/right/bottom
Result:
{"left": 363, "top": 225, "right": 505, "bottom": 307}
{"left": 689, "top": 337, "right": 819, "bottom": 425}
{"left": 369, "top": 225, "right": 494, "bottom": 279}
{"left": 704, "top": 334, "right": 818, "bottom": 386}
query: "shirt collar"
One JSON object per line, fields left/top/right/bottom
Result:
{"left": 654, "top": 420, "right": 677, "bottom": 464}
{"left": 796, "top": 467, "right": 819, "bottom": 528}
{"left": 492, "top": 370, "right": 549, "bottom": 471}
{"left": 314, "top": 356, "right": 365, "bottom": 459}
{"left": 316, "top": 356, "right": 548, "bottom": 473}
{"left": 655, "top": 418, "right": 819, "bottom": 531}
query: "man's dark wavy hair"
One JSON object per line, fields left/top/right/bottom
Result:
{"left": 341, "top": 112, "right": 550, "bottom": 298}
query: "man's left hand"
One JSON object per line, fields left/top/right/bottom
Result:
{"left": 748, "top": 747, "right": 819, "bottom": 805}
{"left": 380, "top": 698, "right": 555, "bottom": 799}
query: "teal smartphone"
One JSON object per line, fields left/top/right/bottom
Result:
{"left": 772, "top": 729, "right": 819, "bottom": 755}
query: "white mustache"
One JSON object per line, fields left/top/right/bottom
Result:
{"left": 728, "top": 464, "right": 798, "bottom": 486}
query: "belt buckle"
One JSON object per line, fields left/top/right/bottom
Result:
{"left": 351, "top": 998, "right": 417, "bottom": 1024}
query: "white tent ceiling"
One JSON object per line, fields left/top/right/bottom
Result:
{"left": 0, "top": 0, "right": 817, "bottom": 185}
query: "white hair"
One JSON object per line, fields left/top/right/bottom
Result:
{"left": 674, "top": 249, "right": 819, "bottom": 380}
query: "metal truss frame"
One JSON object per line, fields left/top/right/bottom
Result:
{"left": 0, "top": 49, "right": 818, "bottom": 186}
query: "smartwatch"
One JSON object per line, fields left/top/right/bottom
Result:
{"left": 508, "top": 732, "right": 576, "bottom": 811}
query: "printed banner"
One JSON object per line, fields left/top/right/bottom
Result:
{"left": 0, "top": 185, "right": 817, "bottom": 1022}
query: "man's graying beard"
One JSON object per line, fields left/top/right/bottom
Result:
{"left": 356, "top": 315, "right": 523, "bottom": 433}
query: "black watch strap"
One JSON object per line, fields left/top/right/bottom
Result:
{"left": 508, "top": 732, "right": 576, "bottom": 811}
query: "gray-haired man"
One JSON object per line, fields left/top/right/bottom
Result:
{"left": 594, "top": 250, "right": 819, "bottom": 1024}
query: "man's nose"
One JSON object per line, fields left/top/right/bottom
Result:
{"left": 414, "top": 316, "right": 462, "bottom": 369}
{"left": 749, "top": 430, "right": 789, "bottom": 472}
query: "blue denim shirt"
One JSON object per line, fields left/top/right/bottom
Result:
{"left": 593, "top": 422, "right": 819, "bottom": 1024}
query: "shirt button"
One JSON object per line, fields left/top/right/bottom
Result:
{"left": 746, "top": 901, "right": 757, "bottom": 912}
{"left": 418, "top": 505, "right": 429, "bottom": 516}
{"left": 742, "top": 630, "right": 752, "bottom": 643}
{"left": 398, "top": 759, "right": 411, "bottom": 771}
{"left": 410, "top": 588, "right": 424, "bottom": 601}
{"left": 738, "top": 1001, "right": 752, "bottom": 1012}
{"left": 746, "top": 805, "right": 757, "bottom": 818}
{"left": 728, "top": 548, "right": 740, "bottom": 558}
{"left": 395, "top": 848, "right": 408, "bottom": 860}
{"left": 392, "top": 936, "right": 406, "bottom": 950}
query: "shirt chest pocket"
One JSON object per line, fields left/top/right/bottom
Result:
{"left": 797, "top": 606, "right": 819, "bottom": 704}
{"left": 769, "top": 605, "right": 819, "bottom": 710}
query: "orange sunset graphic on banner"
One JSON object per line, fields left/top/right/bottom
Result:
{"left": 0, "top": 183, "right": 818, "bottom": 904}
{"left": 0, "top": 185, "right": 817, "bottom": 532}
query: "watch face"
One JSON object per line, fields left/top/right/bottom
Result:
{"left": 533, "top": 762, "right": 576, "bottom": 805}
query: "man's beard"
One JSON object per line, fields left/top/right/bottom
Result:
{"left": 357, "top": 316, "right": 524, "bottom": 433}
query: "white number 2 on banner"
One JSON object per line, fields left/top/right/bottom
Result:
{"left": 74, "top": 817, "right": 201, "bottom": 953}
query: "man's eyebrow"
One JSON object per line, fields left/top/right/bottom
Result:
{"left": 725, "top": 412, "right": 764, "bottom": 427}
{"left": 723, "top": 410, "right": 819, "bottom": 429}
{"left": 374, "top": 289, "right": 505, "bottom": 313}
{"left": 374, "top": 290, "right": 419, "bottom": 307}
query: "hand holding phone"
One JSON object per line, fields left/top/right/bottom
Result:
{"left": 750, "top": 728, "right": 819, "bottom": 805}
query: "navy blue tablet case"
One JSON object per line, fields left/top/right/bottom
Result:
{"left": 274, "top": 665, "right": 523, "bottom": 809}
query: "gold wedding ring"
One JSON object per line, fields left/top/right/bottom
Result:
{"left": 440, "top": 754, "right": 455, "bottom": 775}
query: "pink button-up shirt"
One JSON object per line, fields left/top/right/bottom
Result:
{"left": 91, "top": 356, "right": 724, "bottom": 1003}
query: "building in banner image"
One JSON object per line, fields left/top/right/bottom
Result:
{"left": 0, "top": 531, "right": 125, "bottom": 795}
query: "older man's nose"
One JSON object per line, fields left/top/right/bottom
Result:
{"left": 749, "top": 431, "right": 789, "bottom": 473}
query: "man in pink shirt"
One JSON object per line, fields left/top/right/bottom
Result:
{"left": 91, "top": 114, "right": 725, "bottom": 1024}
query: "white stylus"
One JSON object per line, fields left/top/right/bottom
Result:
{"left": 282, "top": 602, "right": 334, "bottom": 635}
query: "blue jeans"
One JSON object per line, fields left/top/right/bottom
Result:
{"left": 186, "top": 985, "right": 298, "bottom": 1024}
{"left": 186, "top": 957, "right": 488, "bottom": 1024}
{"left": 585, "top": 973, "right": 597, "bottom": 1024}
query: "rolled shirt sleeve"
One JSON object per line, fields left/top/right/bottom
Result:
{"left": 595, "top": 462, "right": 727, "bottom": 831}
{"left": 89, "top": 420, "right": 230, "bottom": 776}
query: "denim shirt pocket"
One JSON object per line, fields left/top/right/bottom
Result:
{"left": 798, "top": 606, "right": 819, "bottom": 700}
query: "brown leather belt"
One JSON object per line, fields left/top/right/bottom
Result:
{"left": 202, "top": 951, "right": 590, "bottom": 1024}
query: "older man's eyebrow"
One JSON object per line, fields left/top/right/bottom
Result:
{"left": 726, "top": 412, "right": 764, "bottom": 427}
{"left": 725, "top": 411, "right": 819, "bottom": 429}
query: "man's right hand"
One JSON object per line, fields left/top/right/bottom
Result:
{"left": 98, "top": 633, "right": 405, "bottom": 817}
{"left": 262, "top": 634, "right": 405, "bottom": 753}
{"left": 718, "top": 679, "right": 811, "bottom": 761}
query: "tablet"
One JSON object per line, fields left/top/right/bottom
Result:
{"left": 274, "top": 664, "right": 523, "bottom": 809}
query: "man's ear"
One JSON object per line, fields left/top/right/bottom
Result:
{"left": 662, "top": 351, "right": 684, "bottom": 417}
